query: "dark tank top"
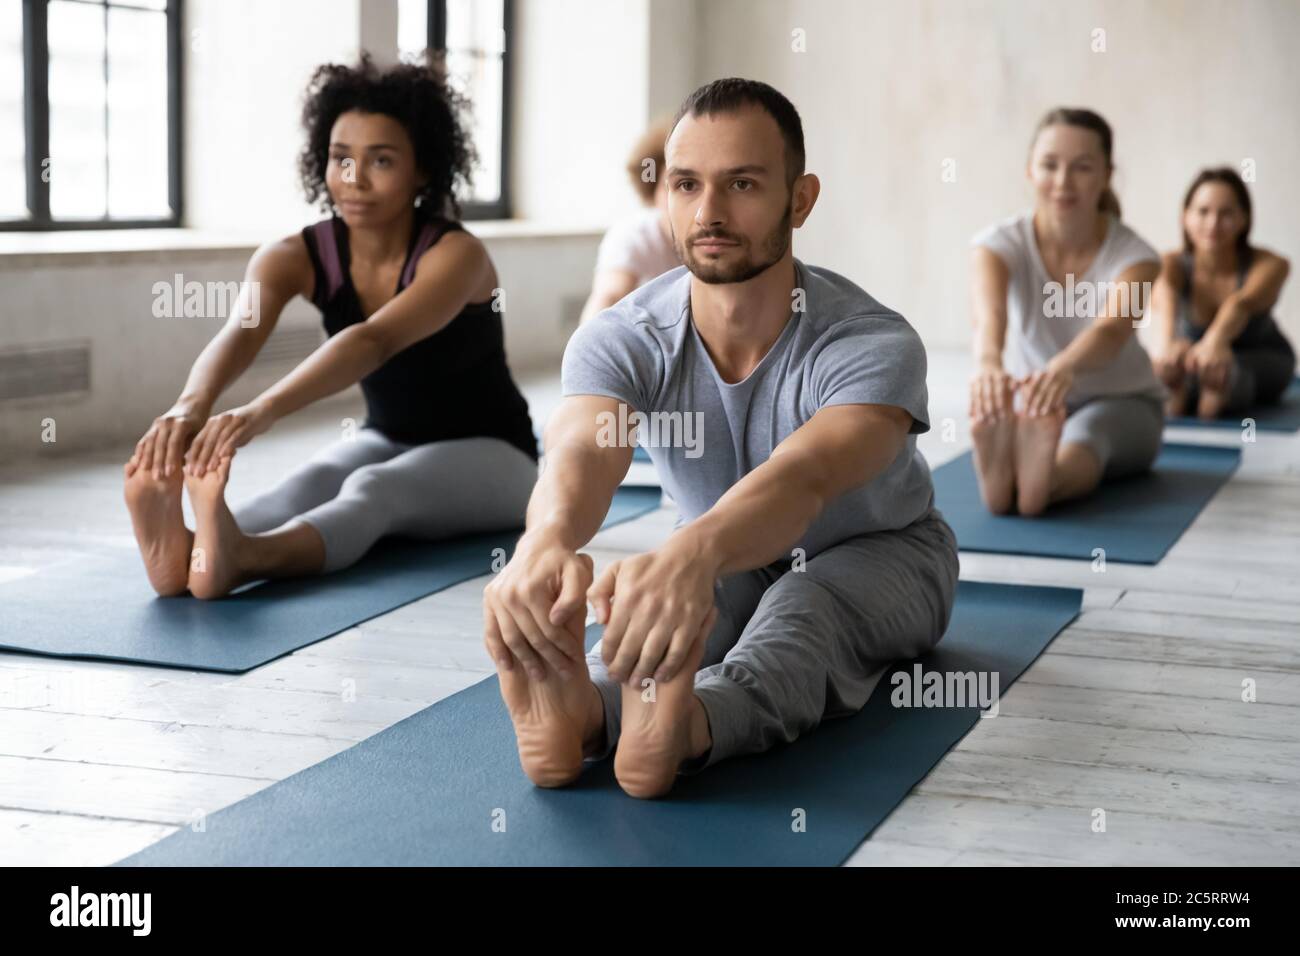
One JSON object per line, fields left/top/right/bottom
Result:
{"left": 1177, "top": 249, "right": 1293, "bottom": 356}
{"left": 301, "top": 215, "right": 538, "bottom": 461}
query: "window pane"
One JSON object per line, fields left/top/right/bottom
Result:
{"left": 107, "top": 6, "right": 169, "bottom": 217}
{"left": 0, "top": 0, "right": 25, "bottom": 219}
{"left": 446, "top": 0, "right": 504, "bottom": 56}
{"left": 397, "top": 0, "right": 427, "bottom": 60}
{"left": 110, "top": 0, "right": 168, "bottom": 9}
{"left": 48, "top": 0, "right": 108, "bottom": 219}
{"left": 446, "top": 50, "right": 501, "bottom": 205}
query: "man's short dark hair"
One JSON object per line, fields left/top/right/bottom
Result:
{"left": 669, "top": 78, "right": 806, "bottom": 189}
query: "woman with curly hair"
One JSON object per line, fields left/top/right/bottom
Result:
{"left": 122, "top": 54, "right": 539, "bottom": 599}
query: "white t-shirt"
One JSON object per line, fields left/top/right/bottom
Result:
{"left": 971, "top": 211, "right": 1167, "bottom": 406}
{"left": 594, "top": 207, "right": 681, "bottom": 286}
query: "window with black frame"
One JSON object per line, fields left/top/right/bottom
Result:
{"left": 399, "top": 0, "right": 511, "bottom": 220}
{"left": 1, "top": 0, "right": 181, "bottom": 231}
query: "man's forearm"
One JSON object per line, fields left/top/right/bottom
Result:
{"left": 673, "top": 442, "right": 897, "bottom": 577}
{"left": 520, "top": 445, "right": 623, "bottom": 551}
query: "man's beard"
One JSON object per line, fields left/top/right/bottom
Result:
{"left": 676, "top": 204, "right": 793, "bottom": 285}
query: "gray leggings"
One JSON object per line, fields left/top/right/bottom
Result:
{"left": 583, "top": 508, "right": 960, "bottom": 774}
{"left": 1060, "top": 394, "right": 1164, "bottom": 480}
{"left": 231, "top": 428, "right": 539, "bottom": 573}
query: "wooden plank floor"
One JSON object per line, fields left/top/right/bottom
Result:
{"left": 1, "top": 348, "right": 1296, "bottom": 866}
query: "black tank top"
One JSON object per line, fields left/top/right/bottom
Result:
{"left": 300, "top": 215, "right": 538, "bottom": 461}
{"left": 1177, "top": 249, "right": 1293, "bottom": 355}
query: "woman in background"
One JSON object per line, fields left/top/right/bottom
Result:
{"left": 968, "top": 107, "right": 1165, "bottom": 516}
{"left": 1149, "top": 167, "right": 1294, "bottom": 420}
{"left": 577, "top": 118, "right": 681, "bottom": 325}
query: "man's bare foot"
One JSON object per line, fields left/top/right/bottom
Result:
{"left": 970, "top": 412, "right": 1017, "bottom": 514}
{"left": 123, "top": 462, "right": 194, "bottom": 596}
{"left": 613, "top": 632, "right": 709, "bottom": 799}
{"left": 499, "top": 630, "right": 604, "bottom": 787}
{"left": 1015, "top": 406, "right": 1066, "bottom": 516}
{"left": 184, "top": 455, "right": 251, "bottom": 600}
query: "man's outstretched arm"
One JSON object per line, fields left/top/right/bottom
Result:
{"left": 525, "top": 395, "right": 635, "bottom": 549}
{"left": 482, "top": 395, "right": 634, "bottom": 679}
{"left": 678, "top": 402, "right": 913, "bottom": 574}
{"left": 590, "top": 402, "right": 914, "bottom": 686}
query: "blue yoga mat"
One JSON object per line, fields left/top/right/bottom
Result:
{"left": 933, "top": 442, "right": 1239, "bottom": 564}
{"left": 116, "top": 580, "right": 1081, "bottom": 866}
{"left": 0, "top": 486, "right": 663, "bottom": 674}
{"left": 1166, "top": 376, "right": 1300, "bottom": 432}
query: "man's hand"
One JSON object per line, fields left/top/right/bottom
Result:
{"left": 483, "top": 531, "right": 594, "bottom": 681}
{"left": 588, "top": 532, "right": 720, "bottom": 688}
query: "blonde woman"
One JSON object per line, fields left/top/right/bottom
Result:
{"left": 968, "top": 107, "right": 1165, "bottom": 516}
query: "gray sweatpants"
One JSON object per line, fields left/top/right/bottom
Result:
{"left": 583, "top": 507, "right": 960, "bottom": 775}
{"left": 231, "top": 427, "right": 538, "bottom": 573}
{"left": 1060, "top": 394, "right": 1164, "bottom": 480}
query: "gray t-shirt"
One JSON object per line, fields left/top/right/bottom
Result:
{"left": 971, "top": 211, "right": 1167, "bottom": 406}
{"left": 561, "top": 258, "right": 936, "bottom": 558}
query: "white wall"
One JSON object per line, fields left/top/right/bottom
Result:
{"left": 694, "top": 0, "right": 1300, "bottom": 350}
{"left": 186, "top": 0, "right": 679, "bottom": 232}
{"left": 184, "top": 0, "right": 363, "bottom": 234}
{"left": 510, "top": 0, "right": 652, "bottom": 225}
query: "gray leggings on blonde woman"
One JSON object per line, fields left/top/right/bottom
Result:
{"left": 1059, "top": 394, "right": 1165, "bottom": 480}
{"left": 231, "top": 428, "right": 539, "bottom": 573}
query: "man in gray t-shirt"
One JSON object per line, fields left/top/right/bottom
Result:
{"left": 483, "top": 77, "right": 958, "bottom": 800}
{"left": 562, "top": 257, "right": 937, "bottom": 558}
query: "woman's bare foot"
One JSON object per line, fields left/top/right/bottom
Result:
{"left": 1015, "top": 406, "right": 1066, "bottom": 516}
{"left": 614, "top": 632, "right": 709, "bottom": 799}
{"left": 184, "top": 455, "right": 252, "bottom": 600}
{"left": 1163, "top": 378, "right": 1189, "bottom": 418}
{"left": 499, "top": 621, "right": 605, "bottom": 787}
{"left": 123, "top": 462, "right": 194, "bottom": 596}
{"left": 970, "top": 413, "right": 1017, "bottom": 514}
{"left": 1197, "top": 383, "right": 1231, "bottom": 420}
